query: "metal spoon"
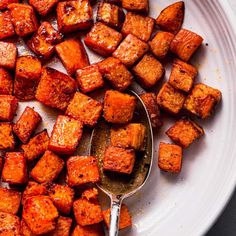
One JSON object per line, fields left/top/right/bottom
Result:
{"left": 89, "top": 90, "right": 154, "bottom": 236}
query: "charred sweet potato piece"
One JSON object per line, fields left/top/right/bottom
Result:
{"left": 0, "top": 41, "right": 17, "bottom": 70}
{"left": 76, "top": 64, "right": 104, "bottom": 93}
{"left": 35, "top": 67, "right": 77, "bottom": 111}
{"left": 0, "top": 0, "right": 18, "bottom": 10}
{"left": 13, "top": 106, "right": 41, "bottom": 144}
{"left": 132, "top": 54, "right": 164, "bottom": 88}
{"left": 65, "top": 92, "right": 102, "bottom": 127}
{"left": 157, "top": 83, "right": 185, "bottom": 114}
{"left": 122, "top": 0, "right": 148, "bottom": 14}
{"left": 2, "top": 152, "right": 28, "bottom": 184}
{"left": 0, "top": 95, "right": 18, "bottom": 121}
{"left": 49, "top": 115, "right": 83, "bottom": 155}
{"left": 121, "top": 12, "right": 154, "bottom": 42}
{"left": 170, "top": 29, "right": 203, "bottom": 61}
{"left": 22, "top": 196, "right": 59, "bottom": 235}
{"left": 103, "top": 90, "right": 137, "bottom": 124}
{"left": 0, "top": 123, "right": 15, "bottom": 150}
{"left": 56, "top": 39, "right": 90, "bottom": 76}
{"left": 8, "top": 3, "right": 38, "bottom": 37}
{"left": 183, "top": 83, "right": 222, "bottom": 119}
{"left": 156, "top": 1, "right": 184, "bottom": 34}
{"left": 0, "top": 187, "right": 21, "bottom": 214}
{"left": 72, "top": 224, "right": 105, "bottom": 236}
{"left": 149, "top": 31, "right": 175, "bottom": 59}
{"left": 31, "top": 150, "right": 64, "bottom": 184}
{"left": 29, "top": 0, "right": 60, "bottom": 16}
{"left": 113, "top": 34, "right": 149, "bottom": 67}
{"left": 57, "top": 0, "right": 93, "bottom": 33}
{"left": 52, "top": 216, "right": 72, "bottom": 236}
{"left": 84, "top": 22, "right": 122, "bottom": 57}
{"left": 21, "top": 130, "right": 49, "bottom": 161}
{"left": 98, "top": 57, "right": 133, "bottom": 91}
{"left": 0, "top": 67, "right": 13, "bottom": 95}
{"left": 0, "top": 212, "right": 20, "bottom": 235}
{"left": 67, "top": 156, "right": 100, "bottom": 187}
{"left": 28, "top": 22, "right": 63, "bottom": 60}
{"left": 158, "top": 142, "right": 182, "bottom": 173}
{"left": 0, "top": 10, "right": 15, "bottom": 40}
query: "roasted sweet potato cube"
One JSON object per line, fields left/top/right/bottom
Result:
{"left": 103, "top": 204, "right": 132, "bottom": 230}
{"left": 0, "top": 123, "right": 15, "bottom": 150}
{"left": 13, "top": 107, "right": 41, "bottom": 143}
{"left": 35, "top": 67, "right": 77, "bottom": 111}
{"left": 0, "top": 0, "right": 18, "bottom": 10}
{"left": 0, "top": 95, "right": 18, "bottom": 121}
{"left": 103, "top": 90, "right": 136, "bottom": 124}
{"left": 97, "top": 2, "right": 125, "bottom": 29}
{"left": 183, "top": 83, "right": 222, "bottom": 119}
{"left": 158, "top": 142, "right": 182, "bottom": 173}
{"left": 122, "top": 0, "right": 148, "bottom": 14}
{"left": 29, "top": 0, "right": 60, "bottom": 16}
{"left": 0, "top": 41, "right": 17, "bottom": 70}
{"left": 48, "top": 183, "right": 74, "bottom": 215}
{"left": 21, "top": 219, "right": 35, "bottom": 236}
{"left": 98, "top": 57, "right": 133, "bottom": 91}
{"left": 8, "top": 3, "right": 38, "bottom": 37}
{"left": 49, "top": 115, "right": 83, "bottom": 155}
{"left": 0, "top": 67, "right": 13, "bottom": 95}
{"left": 157, "top": 83, "right": 185, "bottom": 114}
{"left": 76, "top": 64, "right": 104, "bottom": 93}
{"left": 149, "top": 31, "right": 174, "bottom": 59}
{"left": 113, "top": 34, "right": 149, "bottom": 67}
{"left": 56, "top": 39, "right": 89, "bottom": 76}
{"left": 2, "top": 152, "right": 27, "bottom": 184}
{"left": 0, "top": 212, "right": 20, "bottom": 235}
{"left": 72, "top": 224, "right": 105, "bottom": 236}
{"left": 121, "top": 12, "right": 154, "bottom": 42}
{"left": 28, "top": 22, "right": 63, "bottom": 60}
{"left": 57, "top": 0, "right": 93, "bottom": 33}
{"left": 132, "top": 54, "right": 164, "bottom": 88}
{"left": 67, "top": 156, "right": 100, "bottom": 187}
{"left": 84, "top": 22, "right": 122, "bottom": 57}
{"left": 0, "top": 187, "right": 21, "bottom": 214}
{"left": 31, "top": 150, "right": 64, "bottom": 184}
{"left": 23, "top": 196, "right": 59, "bottom": 235}
{"left": 170, "top": 29, "right": 203, "bottom": 62}
{"left": 0, "top": 10, "right": 15, "bottom": 40}
{"left": 52, "top": 216, "right": 72, "bottom": 236}
{"left": 21, "top": 130, "right": 49, "bottom": 161}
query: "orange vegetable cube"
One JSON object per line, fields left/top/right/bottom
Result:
{"left": 0, "top": 10, "right": 15, "bottom": 40}
{"left": 0, "top": 67, "right": 13, "bottom": 95}
{"left": 0, "top": 0, "right": 18, "bottom": 10}
{"left": 21, "top": 219, "right": 35, "bottom": 236}
{"left": 72, "top": 224, "right": 105, "bottom": 236}
{"left": 0, "top": 123, "right": 15, "bottom": 150}
{"left": 0, "top": 41, "right": 17, "bottom": 70}
{"left": 0, "top": 212, "right": 20, "bottom": 235}
{"left": 122, "top": 0, "right": 148, "bottom": 14}
{"left": 51, "top": 216, "right": 72, "bottom": 236}
{"left": 0, "top": 95, "right": 18, "bottom": 121}
{"left": 29, "top": 0, "right": 60, "bottom": 16}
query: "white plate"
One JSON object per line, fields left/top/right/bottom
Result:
{"left": 13, "top": 0, "right": 236, "bottom": 235}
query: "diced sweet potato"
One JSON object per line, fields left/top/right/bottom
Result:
{"left": 156, "top": 83, "right": 185, "bottom": 114}
{"left": 122, "top": 0, "right": 148, "bottom": 14}
{"left": 21, "top": 219, "right": 35, "bottom": 236}
{"left": 67, "top": 156, "right": 100, "bottom": 187}
{"left": 103, "top": 204, "right": 132, "bottom": 230}
{"left": 103, "top": 90, "right": 136, "bottom": 124}
{"left": 31, "top": 150, "right": 64, "bottom": 184}
{"left": 73, "top": 188, "right": 103, "bottom": 226}
{"left": 48, "top": 183, "right": 74, "bottom": 215}
{"left": 97, "top": 2, "right": 125, "bottom": 29}
{"left": 183, "top": 83, "right": 222, "bottom": 119}
{"left": 158, "top": 142, "right": 182, "bottom": 173}
{"left": 0, "top": 123, "right": 15, "bottom": 150}
{"left": 57, "top": 0, "right": 93, "bottom": 33}
{"left": 0, "top": 67, "right": 13, "bottom": 95}
{"left": 84, "top": 22, "right": 122, "bottom": 57}
{"left": 2, "top": 152, "right": 28, "bottom": 184}
{"left": 35, "top": 67, "right": 77, "bottom": 111}
{"left": 76, "top": 64, "right": 104, "bottom": 93}
{"left": 56, "top": 39, "right": 89, "bottom": 76}
{"left": 98, "top": 57, "right": 133, "bottom": 91}
{"left": 23, "top": 196, "right": 59, "bottom": 235}
{"left": 0, "top": 41, "right": 17, "bottom": 70}
{"left": 149, "top": 31, "right": 175, "bottom": 59}
{"left": 121, "top": 12, "right": 154, "bottom": 42}
{"left": 27, "top": 22, "right": 63, "bottom": 60}
{"left": 72, "top": 224, "right": 105, "bottom": 236}
{"left": 113, "top": 34, "right": 149, "bottom": 67}
{"left": 156, "top": 1, "right": 184, "bottom": 34}
{"left": 29, "top": 0, "right": 60, "bottom": 16}
{"left": 0, "top": 10, "right": 15, "bottom": 40}
{"left": 0, "top": 95, "right": 18, "bottom": 121}
{"left": 8, "top": 3, "right": 38, "bottom": 37}
{"left": 13, "top": 106, "right": 41, "bottom": 143}
{"left": 0, "top": 212, "right": 20, "bottom": 235}
{"left": 21, "top": 130, "right": 49, "bottom": 161}
{"left": 170, "top": 29, "right": 203, "bottom": 61}
{"left": 132, "top": 54, "right": 164, "bottom": 88}
{"left": 51, "top": 216, "right": 72, "bottom": 236}
{"left": 0, "top": 0, "right": 18, "bottom": 10}
{"left": 0, "top": 187, "right": 21, "bottom": 214}
{"left": 49, "top": 115, "right": 83, "bottom": 155}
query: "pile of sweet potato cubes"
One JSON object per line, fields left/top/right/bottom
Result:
{"left": 0, "top": 0, "right": 221, "bottom": 235}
